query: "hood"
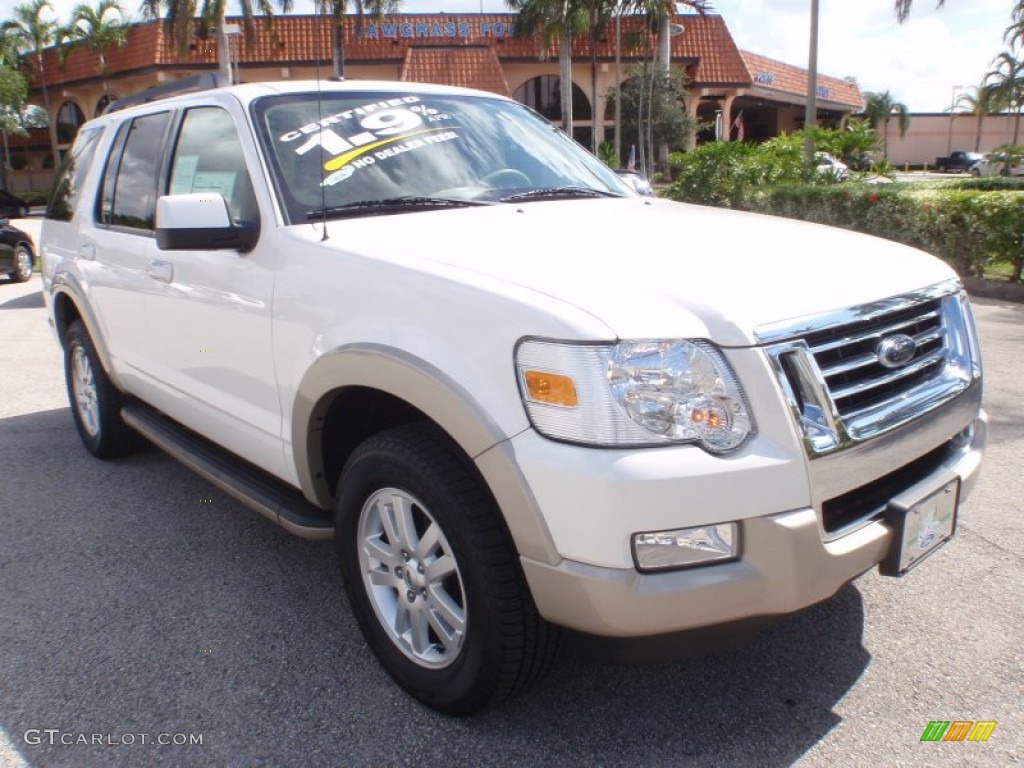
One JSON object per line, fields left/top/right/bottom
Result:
{"left": 321, "top": 197, "right": 957, "bottom": 346}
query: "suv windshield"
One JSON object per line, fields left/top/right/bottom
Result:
{"left": 252, "top": 90, "right": 628, "bottom": 222}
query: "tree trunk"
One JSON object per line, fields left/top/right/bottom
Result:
{"left": 974, "top": 111, "right": 983, "bottom": 152}
{"left": 590, "top": 22, "right": 598, "bottom": 154}
{"left": 655, "top": 13, "right": 671, "bottom": 171}
{"left": 216, "top": 4, "right": 232, "bottom": 84}
{"left": 37, "top": 53, "right": 60, "bottom": 170}
{"left": 0, "top": 131, "right": 10, "bottom": 191}
{"left": 559, "top": 34, "right": 572, "bottom": 136}
{"left": 655, "top": 14, "right": 670, "bottom": 73}
{"left": 333, "top": 22, "right": 345, "bottom": 79}
{"left": 637, "top": 59, "right": 647, "bottom": 176}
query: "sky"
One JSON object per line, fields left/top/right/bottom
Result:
{"left": 0, "top": 0, "right": 1016, "bottom": 112}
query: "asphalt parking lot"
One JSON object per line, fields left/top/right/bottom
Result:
{"left": 0, "top": 260, "right": 1020, "bottom": 767}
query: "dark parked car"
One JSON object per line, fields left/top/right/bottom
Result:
{"left": 0, "top": 189, "right": 30, "bottom": 219}
{"left": 0, "top": 220, "right": 35, "bottom": 283}
{"left": 934, "top": 151, "right": 983, "bottom": 174}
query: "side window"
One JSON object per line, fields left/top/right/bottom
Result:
{"left": 97, "top": 112, "right": 170, "bottom": 231}
{"left": 47, "top": 126, "right": 104, "bottom": 222}
{"left": 98, "top": 121, "right": 130, "bottom": 226}
{"left": 168, "top": 107, "right": 258, "bottom": 223}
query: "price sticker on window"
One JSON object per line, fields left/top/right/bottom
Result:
{"left": 277, "top": 96, "right": 457, "bottom": 175}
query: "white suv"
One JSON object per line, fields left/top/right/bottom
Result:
{"left": 41, "top": 78, "right": 986, "bottom": 715}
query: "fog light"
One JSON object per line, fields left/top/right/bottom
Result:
{"left": 632, "top": 523, "right": 738, "bottom": 571}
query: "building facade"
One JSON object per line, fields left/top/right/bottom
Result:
{"left": 7, "top": 12, "right": 864, "bottom": 193}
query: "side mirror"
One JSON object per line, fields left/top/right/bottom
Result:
{"left": 156, "top": 193, "right": 259, "bottom": 252}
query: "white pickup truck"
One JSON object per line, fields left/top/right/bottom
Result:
{"left": 40, "top": 78, "right": 985, "bottom": 715}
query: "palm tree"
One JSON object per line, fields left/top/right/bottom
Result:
{"left": 956, "top": 81, "right": 1005, "bottom": 152}
{"left": 893, "top": 0, "right": 945, "bottom": 23}
{"left": 1006, "top": 3, "right": 1024, "bottom": 47}
{"left": 1, "top": 0, "right": 60, "bottom": 168}
{"left": 141, "top": 0, "right": 295, "bottom": 84}
{"left": 862, "top": 90, "right": 910, "bottom": 160}
{"left": 621, "top": 1, "right": 710, "bottom": 172}
{"left": 585, "top": 0, "right": 617, "bottom": 153}
{"left": 628, "top": 0, "right": 711, "bottom": 72}
{"left": 316, "top": 0, "right": 401, "bottom": 81}
{"left": 986, "top": 50, "right": 1024, "bottom": 145}
{"left": 60, "top": 0, "right": 129, "bottom": 98}
{"left": 0, "top": 52, "right": 30, "bottom": 191}
{"left": 509, "top": 0, "right": 590, "bottom": 135}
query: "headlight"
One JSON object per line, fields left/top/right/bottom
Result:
{"left": 516, "top": 339, "right": 754, "bottom": 453}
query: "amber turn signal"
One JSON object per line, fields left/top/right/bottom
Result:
{"left": 523, "top": 370, "right": 578, "bottom": 407}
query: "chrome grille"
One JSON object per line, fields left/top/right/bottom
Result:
{"left": 805, "top": 299, "right": 945, "bottom": 421}
{"left": 759, "top": 281, "right": 981, "bottom": 456}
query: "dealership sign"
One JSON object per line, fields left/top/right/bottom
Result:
{"left": 360, "top": 19, "right": 517, "bottom": 40}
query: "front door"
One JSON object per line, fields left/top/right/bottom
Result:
{"left": 141, "top": 105, "right": 286, "bottom": 479}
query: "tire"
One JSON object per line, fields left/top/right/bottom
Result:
{"left": 335, "top": 424, "right": 558, "bottom": 715}
{"left": 63, "top": 320, "right": 139, "bottom": 458}
{"left": 9, "top": 244, "right": 33, "bottom": 283}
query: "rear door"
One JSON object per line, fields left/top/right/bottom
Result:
{"left": 84, "top": 111, "right": 171, "bottom": 379}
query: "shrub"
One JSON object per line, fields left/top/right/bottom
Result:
{"left": 665, "top": 126, "right": 1024, "bottom": 282}
{"left": 745, "top": 184, "right": 1024, "bottom": 281}
{"left": 597, "top": 141, "right": 618, "bottom": 169}
{"left": 666, "top": 140, "right": 811, "bottom": 208}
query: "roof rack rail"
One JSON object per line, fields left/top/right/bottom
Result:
{"left": 104, "top": 72, "right": 229, "bottom": 114}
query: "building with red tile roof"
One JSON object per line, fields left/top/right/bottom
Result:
{"left": 7, "top": 12, "right": 863, "bottom": 191}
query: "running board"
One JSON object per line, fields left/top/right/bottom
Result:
{"left": 122, "top": 403, "right": 334, "bottom": 540}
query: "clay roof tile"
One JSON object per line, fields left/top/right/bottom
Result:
{"left": 740, "top": 50, "right": 863, "bottom": 109}
{"left": 400, "top": 47, "right": 511, "bottom": 97}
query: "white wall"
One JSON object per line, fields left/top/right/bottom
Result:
{"left": 883, "top": 113, "right": 1022, "bottom": 166}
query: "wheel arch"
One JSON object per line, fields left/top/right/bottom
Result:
{"left": 50, "top": 276, "right": 125, "bottom": 391}
{"left": 294, "top": 343, "right": 510, "bottom": 507}
{"left": 293, "top": 343, "right": 560, "bottom": 565}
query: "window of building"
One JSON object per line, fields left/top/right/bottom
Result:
{"left": 56, "top": 100, "right": 86, "bottom": 145}
{"left": 513, "top": 76, "right": 591, "bottom": 122}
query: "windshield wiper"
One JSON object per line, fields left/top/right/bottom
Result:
{"left": 306, "top": 196, "right": 494, "bottom": 220}
{"left": 500, "top": 186, "right": 624, "bottom": 203}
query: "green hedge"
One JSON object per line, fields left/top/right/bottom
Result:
{"left": 737, "top": 185, "right": 1024, "bottom": 282}
{"left": 664, "top": 136, "right": 1024, "bottom": 283}
{"left": 666, "top": 175, "right": 1024, "bottom": 283}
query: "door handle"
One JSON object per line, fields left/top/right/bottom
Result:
{"left": 147, "top": 259, "right": 173, "bottom": 283}
{"left": 78, "top": 243, "right": 96, "bottom": 261}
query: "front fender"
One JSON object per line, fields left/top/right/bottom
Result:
{"left": 293, "top": 343, "right": 514, "bottom": 504}
{"left": 291, "top": 343, "right": 561, "bottom": 565}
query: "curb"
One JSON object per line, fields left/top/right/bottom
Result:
{"left": 964, "top": 277, "right": 1024, "bottom": 304}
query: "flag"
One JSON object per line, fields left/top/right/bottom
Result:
{"left": 732, "top": 111, "right": 745, "bottom": 142}
{"left": 626, "top": 144, "right": 636, "bottom": 171}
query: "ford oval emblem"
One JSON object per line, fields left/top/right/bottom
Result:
{"left": 877, "top": 334, "right": 917, "bottom": 368}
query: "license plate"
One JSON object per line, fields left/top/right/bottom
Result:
{"left": 880, "top": 477, "right": 960, "bottom": 576}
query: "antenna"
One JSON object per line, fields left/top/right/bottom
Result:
{"left": 314, "top": 2, "right": 329, "bottom": 241}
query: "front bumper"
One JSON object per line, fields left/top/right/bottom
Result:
{"left": 517, "top": 404, "right": 986, "bottom": 638}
